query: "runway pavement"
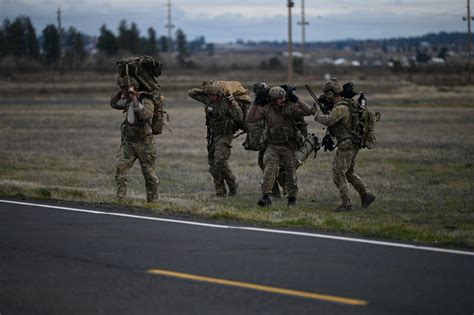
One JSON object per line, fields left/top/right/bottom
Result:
{"left": 0, "top": 199, "right": 473, "bottom": 314}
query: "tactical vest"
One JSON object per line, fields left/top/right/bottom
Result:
{"left": 206, "top": 101, "right": 237, "bottom": 135}
{"left": 327, "top": 100, "right": 354, "bottom": 143}
{"left": 264, "top": 104, "right": 305, "bottom": 149}
{"left": 120, "top": 95, "right": 154, "bottom": 142}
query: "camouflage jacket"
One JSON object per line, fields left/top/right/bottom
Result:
{"left": 314, "top": 99, "right": 353, "bottom": 143}
{"left": 110, "top": 90, "right": 155, "bottom": 142}
{"left": 188, "top": 88, "right": 243, "bottom": 135}
{"left": 246, "top": 99, "right": 313, "bottom": 148}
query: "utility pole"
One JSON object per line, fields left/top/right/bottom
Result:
{"left": 165, "top": 0, "right": 175, "bottom": 52}
{"left": 287, "top": 0, "right": 294, "bottom": 83}
{"left": 463, "top": 0, "right": 474, "bottom": 82}
{"left": 297, "top": 0, "right": 309, "bottom": 77}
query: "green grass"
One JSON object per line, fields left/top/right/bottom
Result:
{"left": 0, "top": 101, "right": 473, "bottom": 249}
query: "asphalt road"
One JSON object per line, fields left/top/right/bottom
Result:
{"left": 1, "top": 200, "right": 473, "bottom": 315}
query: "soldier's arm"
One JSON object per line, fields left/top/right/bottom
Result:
{"left": 291, "top": 99, "right": 315, "bottom": 117}
{"left": 132, "top": 96, "right": 154, "bottom": 121}
{"left": 314, "top": 104, "right": 348, "bottom": 127}
{"left": 227, "top": 98, "right": 243, "bottom": 121}
{"left": 188, "top": 88, "right": 209, "bottom": 104}
{"left": 246, "top": 103, "right": 265, "bottom": 123}
{"left": 110, "top": 90, "right": 127, "bottom": 110}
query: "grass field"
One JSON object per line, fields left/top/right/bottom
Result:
{"left": 1, "top": 90, "right": 473, "bottom": 248}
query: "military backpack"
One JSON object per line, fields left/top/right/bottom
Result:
{"left": 340, "top": 98, "right": 381, "bottom": 149}
{"left": 116, "top": 55, "right": 168, "bottom": 135}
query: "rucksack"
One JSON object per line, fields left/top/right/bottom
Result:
{"left": 140, "top": 91, "right": 167, "bottom": 135}
{"left": 116, "top": 55, "right": 162, "bottom": 91}
{"left": 242, "top": 120, "right": 266, "bottom": 151}
{"left": 116, "top": 56, "right": 168, "bottom": 135}
{"left": 345, "top": 98, "right": 381, "bottom": 149}
{"left": 204, "top": 80, "right": 252, "bottom": 131}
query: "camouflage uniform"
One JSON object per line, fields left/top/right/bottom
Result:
{"left": 110, "top": 91, "right": 159, "bottom": 202}
{"left": 257, "top": 149, "right": 287, "bottom": 197}
{"left": 188, "top": 88, "right": 243, "bottom": 196}
{"left": 246, "top": 92, "right": 314, "bottom": 205}
{"left": 314, "top": 99, "right": 372, "bottom": 209}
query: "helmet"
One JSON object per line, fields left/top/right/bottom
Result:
{"left": 203, "top": 82, "right": 224, "bottom": 95}
{"left": 269, "top": 86, "right": 286, "bottom": 99}
{"left": 322, "top": 79, "right": 343, "bottom": 95}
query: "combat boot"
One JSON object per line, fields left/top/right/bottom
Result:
{"left": 258, "top": 194, "right": 272, "bottom": 207}
{"left": 228, "top": 183, "right": 238, "bottom": 196}
{"left": 361, "top": 193, "right": 376, "bottom": 209}
{"left": 334, "top": 204, "right": 353, "bottom": 212}
{"left": 215, "top": 190, "right": 227, "bottom": 197}
{"left": 271, "top": 184, "right": 281, "bottom": 199}
{"left": 287, "top": 196, "right": 296, "bottom": 208}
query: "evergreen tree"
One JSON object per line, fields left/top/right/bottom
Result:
{"left": 0, "top": 28, "right": 5, "bottom": 58}
{"left": 144, "top": 27, "right": 158, "bottom": 56}
{"left": 117, "top": 20, "right": 140, "bottom": 54}
{"left": 159, "top": 35, "right": 169, "bottom": 53}
{"left": 97, "top": 24, "right": 118, "bottom": 56}
{"left": 5, "top": 16, "right": 27, "bottom": 57}
{"left": 128, "top": 22, "right": 140, "bottom": 54}
{"left": 175, "top": 28, "right": 188, "bottom": 64}
{"left": 42, "top": 24, "right": 60, "bottom": 64}
{"left": 0, "top": 16, "right": 39, "bottom": 59}
{"left": 25, "top": 17, "right": 39, "bottom": 59}
{"left": 64, "top": 27, "right": 85, "bottom": 67}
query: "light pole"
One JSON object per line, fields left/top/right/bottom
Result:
{"left": 287, "top": 0, "right": 294, "bottom": 83}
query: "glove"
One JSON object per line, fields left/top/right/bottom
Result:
{"left": 254, "top": 89, "right": 269, "bottom": 106}
{"left": 322, "top": 134, "right": 335, "bottom": 152}
{"left": 287, "top": 91, "right": 298, "bottom": 103}
{"left": 226, "top": 94, "right": 236, "bottom": 103}
{"left": 280, "top": 84, "right": 298, "bottom": 102}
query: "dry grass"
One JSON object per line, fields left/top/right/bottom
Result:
{"left": 0, "top": 94, "right": 473, "bottom": 248}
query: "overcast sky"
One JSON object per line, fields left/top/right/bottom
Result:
{"left": 0, "top": 0, "right": 467, "bottom": 42}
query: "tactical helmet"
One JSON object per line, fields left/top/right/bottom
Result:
{"left": 203, "top": 83, "right": 223, "bottom": 95}
{"left": 322, "top": 79, "right": 343, "bottom": 95}
{"left": 269, "top": 86, "right": 286, "bottom": 99}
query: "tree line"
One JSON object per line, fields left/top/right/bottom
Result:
{"left": 0, "top": 15, "right": 212, "bottom": 69}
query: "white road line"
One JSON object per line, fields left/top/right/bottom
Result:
{"left": 1, "top": 199, "right": 474, "bottom": 257}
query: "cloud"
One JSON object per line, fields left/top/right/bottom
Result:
{"left": 0, "top": 0, "right": 467, "bottom": 42}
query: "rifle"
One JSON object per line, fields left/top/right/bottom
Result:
{"left": 304, "top": 84, "right": 331, "bottom": 115}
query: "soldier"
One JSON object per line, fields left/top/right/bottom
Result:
{"left": 188, "top": 83, "right": 243, "bottom": 196}
{"left": 246, "top": 86, "right": 315, "bottom": 207}
{"left": 110, "top": 78, "right": 159, "bottom": 203}
{"left": 313, "top": 79, "right": 376, "bottom": 211}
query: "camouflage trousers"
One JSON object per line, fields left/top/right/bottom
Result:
{"left": 258, "top": 149, "right": 287, "bottom": 196}
{"left": 208, "top": 134, "right": 237, "bottom": 195}
{"left": 332, "top": 139, "right": 368, "bottom": 206}
{"left": 115, "top": 137, "right": 159, "bottom": 202}
{"left": 261, "top": 144, "right": 298, "bottom": 198}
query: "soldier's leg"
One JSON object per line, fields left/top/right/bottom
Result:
{"left": 136, "top": 140, "right": 160, "bottom": 202}
{"left": 214, "top": 135, "right": 237, "bottom": 193}
{"left": 261, "top": 146, "right": 280, "bottom": 196}
{"left": 346, "top": 150, "right": 368, "bottom": 197}
{"left": 332, "top": 144, "right": 357, "bottom": 209}
{"left": 258, "top": 149, "right": 265, "bottom": 172}
{"left": 346, "top": 150, "right": 376, "bottom": 208}
{"left": 282, "top": 148, "right": 298, "bottom": 199}
{"left": 115, "top": 141, "right": 137, "bottom": 201}
{"left": 260, "top": 149, "right": 282, "bottom": 197}
{"left": 208, "top": 140, "right": 226, "bottom": 196}
{"left": 277, "top": 165, "right": 287, "bottom": 196}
